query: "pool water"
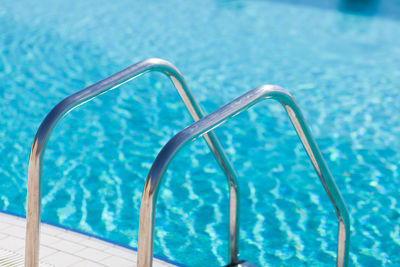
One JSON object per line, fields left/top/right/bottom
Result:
{"left": 1, "top": 0, "right": 400, "bottom": 266}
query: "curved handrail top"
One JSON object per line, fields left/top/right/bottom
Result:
{"left": 139, "top": 84, "right": 350, "bottom": 267}
{"left": 145, "top": 85, "right": 347, "bottom": 215}
{"left": 30, "top": 58, "right": 195, "bottom": 158}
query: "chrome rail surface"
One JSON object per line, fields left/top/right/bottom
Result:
{"left": 138, "top": 85, "right": 350, "bottom": 267}
{"left": 25, "top": 58, "right": 239, "bottom": 267}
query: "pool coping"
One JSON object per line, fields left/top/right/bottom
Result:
{"left": 0, "top": 210, "right": 185, "bottom": 266}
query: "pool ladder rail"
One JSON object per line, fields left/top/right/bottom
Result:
{"left": 24, "top": 58, "right": 350, "bottom": 267}
{"left": 137, "top": 84, "right": 350, "bottom": 267}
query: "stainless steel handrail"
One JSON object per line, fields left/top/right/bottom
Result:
{"left": 138, "top": 85, "right": 350, "bottom": 267}
{"left": 25, "top": 58, "right": 239, "bottom": 267}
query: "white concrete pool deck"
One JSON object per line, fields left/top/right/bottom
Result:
{"left": 0, "top": 212, "right": 175, "bottom": 267}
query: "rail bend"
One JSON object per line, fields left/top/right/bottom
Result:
{"left": 25, "top": 58, "right": 239, "bottom": 267}
{"left": 138, "top": 84, "right": 350, "bottom": 267}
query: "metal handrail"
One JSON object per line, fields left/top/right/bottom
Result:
{"left": 138, "top": 85, "right": 350, "bottom": 267}
{"left": 24, "top": 58, "right": 239, "bottom": 267}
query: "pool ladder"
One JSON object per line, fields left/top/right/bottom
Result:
{"left": 24, "top": 58, "right": 350, "bottom": 267}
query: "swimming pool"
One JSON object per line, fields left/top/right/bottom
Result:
{"left": 1, "top": 0, "right": 400, "bottom": 266}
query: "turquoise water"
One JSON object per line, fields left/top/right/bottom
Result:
{"left": 1, "top": 0, "right": 400, "bottom": 265}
